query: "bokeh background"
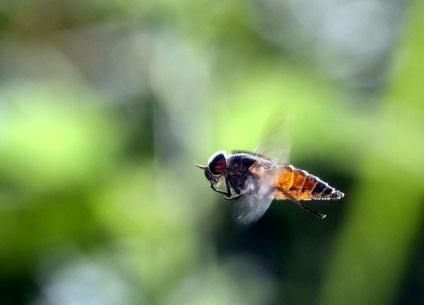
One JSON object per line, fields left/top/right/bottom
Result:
{"left": 0, "top": 1, "right": 423, "bottom": 305}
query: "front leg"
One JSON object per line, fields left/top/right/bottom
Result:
{"left": 224, "top": 193, "right": 244, "bottom": 201}
{"left": 209, "top": 178, "right": 232, "bottom": 197}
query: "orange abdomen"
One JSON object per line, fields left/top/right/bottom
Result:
{"left": 273, "top": 165, "right": 343, "bottom": 201}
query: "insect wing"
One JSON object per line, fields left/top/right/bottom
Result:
{"left": 254, "top": 112, "right": 291, "bottom": 163}
{"left": 232, "top": 195, "right": 273, "bottom": 225}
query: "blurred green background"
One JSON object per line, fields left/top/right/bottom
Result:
{"left": 0, "top": 1, "right": 423, "bottom": 305}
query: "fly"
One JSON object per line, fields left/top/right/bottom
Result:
{"left": 196, "top": 150, "right": 344, "bottom": 225}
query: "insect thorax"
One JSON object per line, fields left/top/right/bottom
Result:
{"left": 226, "top": 153, "right": 276, "bottom": 193}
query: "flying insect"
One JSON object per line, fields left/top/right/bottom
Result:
{"left": 196, "top": 150, "right": 344, "bottom": 224}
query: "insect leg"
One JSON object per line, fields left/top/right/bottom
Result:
{"left": 224, "top": 193, "right": 244, "bottom": 201}
{"left": 209, "top": 176, "right": 247, "bottom": 201}
{"left": 227, "top": 177, "right": 241, "bottom": 195}
{"left": 209, "top": 182, "right": 231, "bottom": 196}
{"left": 223, "top": 177, "right": 244, "bottom": 200}
{"left": 209, "top": 177, "right": 233, "bottom": 197}
{"left": 275, "top": 187, "right": 326, "bottom": 220}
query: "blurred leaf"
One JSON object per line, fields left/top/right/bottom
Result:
{"left": 318, "top": 2, "right": 424, "bottom": 305}
{"left": 0, "top": 85, "right": 122, "bottom": 193}
{"left": 0, "top": 84, "right": 124, "bottom": 272}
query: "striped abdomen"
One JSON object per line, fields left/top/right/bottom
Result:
{"left": 273, "top": 165, "right": 344, "bottom": 201}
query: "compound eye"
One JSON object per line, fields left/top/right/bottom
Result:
{"left": 208, "top": 151, "right": 227, "bottom": 176}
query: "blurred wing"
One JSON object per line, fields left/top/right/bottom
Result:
{"left": 232, "top": 195, "right": 274, "bottom": 226}
{"left": 254, "top": 111, "right": 291, "bottom": 163}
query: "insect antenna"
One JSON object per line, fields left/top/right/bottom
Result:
{"left": 278, "top": 187, "right": 326, "bottom": 219}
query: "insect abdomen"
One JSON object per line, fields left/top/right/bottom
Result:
{"left": 274, "top": 165, "right": 344, "bottom": 200}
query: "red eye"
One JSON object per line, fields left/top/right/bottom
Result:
{"left": 209, "top": 152, "right": 226, "bottom": 176}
